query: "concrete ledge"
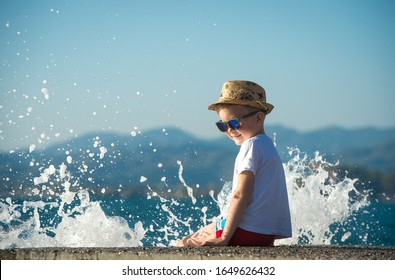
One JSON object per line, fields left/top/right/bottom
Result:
{"left": 1, "top": 246, "right": 394, "bottom": 260}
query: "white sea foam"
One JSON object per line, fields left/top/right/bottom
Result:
{"left": 99, "top": 146, "right": 107, "bottom": 159}
{"left": 177, "top": 160, "right": 196, "bottom": 204}
{"left": 277, "top": 148, "right": 369, "bottom": 245}
{"left": 1, "top": 157, "right": 146, "bottom": 248}
{"left": 41, "top": 88, "right": 49, "bottom": 100}
{"left": 29, "top": 144, "right": 36, "bottom": 153}
{"left": 140, "top": 176, "right": 147, "bottom": 183}
{"left": 0, "top": 145, "right": 371, "bottom": 248}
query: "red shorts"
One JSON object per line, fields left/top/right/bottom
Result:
{"left": 228, "top": 227, "right": 275, "bottom": 246}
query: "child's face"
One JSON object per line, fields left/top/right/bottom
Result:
{"left": 217, "top": 105, "right": 264, "bottom": 146}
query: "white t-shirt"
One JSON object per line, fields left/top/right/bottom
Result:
{"left": 232, "top": 133, "right": 292, "bottom": 239}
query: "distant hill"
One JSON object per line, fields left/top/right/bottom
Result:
{"left": 265, "top": 125, "right": 395, "bottom": 172}
{"left": 1, "top": 126, "right": 394, "bottom": 200}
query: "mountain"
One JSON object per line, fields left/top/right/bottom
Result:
{"left": 0, "top": 128, "right": 237, "bottom": 198}
{"left": 1, "top": 126, "right": 394, "bottom": 200}
{"left": 265, "top": 125, "right": 395, "bottom": 172}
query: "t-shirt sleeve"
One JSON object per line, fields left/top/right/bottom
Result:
{"left": 236, "top": 140, "right": 261, "bottom": 175}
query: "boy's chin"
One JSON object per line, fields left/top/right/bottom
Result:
{"left": 233, "top": 139, "right": 244, "bottom": 146}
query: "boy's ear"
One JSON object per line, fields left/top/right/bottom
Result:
{"left": 257, "top": 111, "right": 266, "bottom": 123}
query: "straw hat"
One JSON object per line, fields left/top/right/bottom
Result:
{"left": 208, "top": 80, "right": 274, "bottom": 114}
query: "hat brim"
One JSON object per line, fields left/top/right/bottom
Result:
{"left": 208, "top": 100, "right": 274, "bottom": 114}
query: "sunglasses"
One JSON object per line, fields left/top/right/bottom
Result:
{"left": 215, "top": 110, "right": 263, "bottom": 132}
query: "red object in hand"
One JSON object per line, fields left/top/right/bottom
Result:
{"left": 215, "top": 218, "right": 226, "bottom": 238}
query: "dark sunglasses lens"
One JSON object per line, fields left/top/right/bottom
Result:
{"left": 228, "top": 119, "right": 240, "bottom": 130}
{"left": 215, "top": 122, "right": 228, "bottom": 132}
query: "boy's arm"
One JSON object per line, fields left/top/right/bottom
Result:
{"left": 203, "top": 170, "right": 254, "bottom": 246}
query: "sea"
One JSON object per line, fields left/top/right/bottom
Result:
{"left": 0, "top": 148, "right": 394, "bottom": 248}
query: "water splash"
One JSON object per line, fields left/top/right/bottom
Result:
{"left": 177, "top": 160, "right": 196, "bottom": 204}
{"left": 0, "top": 192, "right": 144, "bottom": 248}
{"left": 0, "top": 157, "right": 146, "bottom": 248}
{"left": 278, "top": 148, "right": 370, "bottom": 245}
{"left": 0, "top": 147, "right": 373, "bottom": 248}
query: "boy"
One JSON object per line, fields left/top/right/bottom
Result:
{"left": 177, "top": 80, "right": 292, "bottom": 246}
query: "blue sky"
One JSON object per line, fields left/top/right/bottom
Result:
{"left": 1, "top": 0, "right": 395, "bottom": 151}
